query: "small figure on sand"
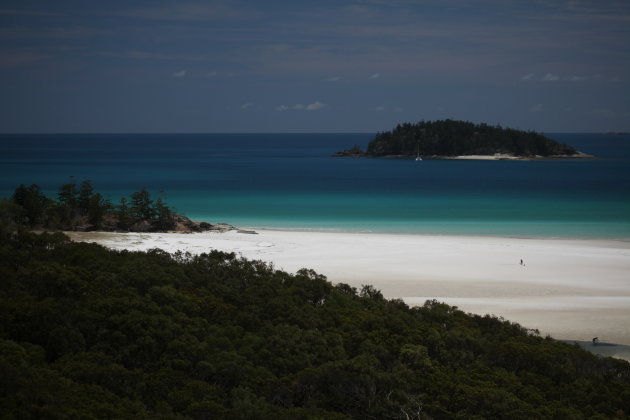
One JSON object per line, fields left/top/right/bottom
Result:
{"left": 520, "top": 259, "right": 524, "bottom": 266}
{"left": 592, "top": 337, "right": 599, "bottom": 345}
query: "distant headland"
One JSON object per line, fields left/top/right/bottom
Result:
{"left": 334, "top": 119, "right": 593, "bottom": 160}
{"left": 2, "top": 180, "right": 237, "bottom": 234}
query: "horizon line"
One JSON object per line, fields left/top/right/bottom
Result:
{"left": 1, "top": 130, "right": 625, "bottom": 135}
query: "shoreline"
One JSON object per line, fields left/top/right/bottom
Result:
{"left": 332, "top": 152, "right": 596, "bottom": 160}
{"left": 65, "top": 229, "right": 630, "bottom": 359}
{"left": 246, "top": 225, "right": 630, "bottom": 242}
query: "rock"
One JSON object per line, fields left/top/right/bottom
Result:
{"left": 130, "top": 220, "right": 152, "bottom": 232}
{"left": 210, "top": 223, "right": 236, "bottom": 232}
{"left": 237, "top": 229, "right": 258, "bottom": 235}
{"left": 331, "top": 146, "right": 368, "bottom": 157}
{"left": 198, "top": 222, "right": 213, "bottom": 230}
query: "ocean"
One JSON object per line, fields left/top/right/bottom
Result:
{"left": 1, "top": 132, "right": 629, "bottom": 239}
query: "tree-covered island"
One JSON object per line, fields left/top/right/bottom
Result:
{"left": 334, "top": 119, "right": 592, "bottom": 159}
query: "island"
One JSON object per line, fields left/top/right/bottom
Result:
{"left": 334, "top": 119, "right": 592, "bottom": 159}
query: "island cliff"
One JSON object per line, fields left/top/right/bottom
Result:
{"left": 334, "top": 119, "right": 591, "bottom": 159}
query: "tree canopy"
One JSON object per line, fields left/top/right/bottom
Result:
{"left": 1, "top": 230, "right": 628, "bottom": 419}
{"left": 337, "top": 120, "right": 582, "bottom": 158}
{"left": 1, "top": 181, "right": 209, "bottom": 233}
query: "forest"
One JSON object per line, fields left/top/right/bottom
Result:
{"left": 2, "top": 180, "right": 211, "bottom": 233}
{"left": 335, "top": 120, "right": 581, "bottom": 158}
{"left": 1, "top": 227, "right": 629, "bottom": 419}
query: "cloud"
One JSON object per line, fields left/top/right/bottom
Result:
{"left": 306, "top": 101, "right": 325, "bottom": 111}
{"left": 374, "top": 106, "right": 385, "bottom": 111}
{"left": 277, "top": 102, "right": 325, "bottom": 111}
{"left": 324, "top": 76, "right": 340, "bottom": 82}
{"left": 172, "top": 70, "right": 187, "bottom": 77}
{"left": 240, "top": 103, "right": 253, "bottom": 110}
{"left": 570, "top": 75, "right": 587, "bottom": 82}
{"left": 542, "top": 73, "right": 560, "bottom": 81}
{"left": 520, "top": 73, "right": 535, "bottom": 81}
{"left": 369, "top": 73, "right": 380, "bottom": 79}
{"left": 529, "top": 103, "right": 544, "bottom": 112}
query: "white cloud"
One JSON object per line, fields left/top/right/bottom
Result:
{"left": 306, "top": 101, "right": 325, "bottom": 111}
{"left": 374, "top": 106, "right": 385, "bottom": 111}
{"left": 529, "top": 103, "right": 544, "bottom": 112}
{"left": 279, "top": 102, "right": 325, "bottom": 111}
{"left": 173, "top": 69, "right": 187, "bottom": 77}
{"left": 240, "top": 103, "right": 253, "bottom": 110}
{"left": 520, "top": 73, "right": 535, "bottom": 81}
{"left": 570, "top": 75, "right": 587, "bottom": 81}
{"left": 369, "top": 73, "right": 380, "bottom": 79}
{"left": 542, "top": 73, "right": 560, "bottom": 81}
{"left": 324, "top": 76, "right": 340, "bottom": 82}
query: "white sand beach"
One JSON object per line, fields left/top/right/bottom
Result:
{"left": 66, "top": 230, "right": 630, "bottom": 354}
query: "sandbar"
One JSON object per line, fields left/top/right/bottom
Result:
{"left": 66, "top": 229, "right": 630, "bottom": 356}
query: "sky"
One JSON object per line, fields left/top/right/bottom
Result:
{"left": 1, "top": 0, "right": 629, "bottom": 133}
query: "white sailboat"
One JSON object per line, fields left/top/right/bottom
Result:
{"left": 415, "top": 144, "right": 422, "bottom": 161}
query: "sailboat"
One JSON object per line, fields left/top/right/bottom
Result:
{"left": 415, "top": 144, "right": 422, "bottom": 161}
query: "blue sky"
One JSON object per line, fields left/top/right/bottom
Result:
{"left": 1, "top": 0, "right": 629, "bottom": 132}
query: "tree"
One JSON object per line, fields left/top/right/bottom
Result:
{"left": 87, "top": 193, "right": 108, "bottom": 227}
{"left": 154, "top": 193, "right": 175, "bottom": 231}
{"left": 11, "top": 184, "right": 49, "bottom": 226}
{"left": 130, "top": 188, "right": 155, "bottom": 220}
{"left": 116, "top": 197, "right": 133, "bottom": 231}
{"left": 58, "top": 179, "right": 78, "bottom": 208}
{"left": 0, "top": 199, "right": 24, "bottom": 237}
{"left": 78, "top": 180, "right": 94, "bottom": 213}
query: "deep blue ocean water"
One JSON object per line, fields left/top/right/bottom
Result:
{"left": 1, "top": 132, "right": 629, "bottom": 238}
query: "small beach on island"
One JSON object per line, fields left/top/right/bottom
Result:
{"left": 66, "top": 229, "right": 630, "bottom": 359}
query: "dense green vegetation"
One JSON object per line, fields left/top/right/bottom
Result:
{"left": 2, "top": 180, "right": 208, "bottom": 233}
{"left": 1, "top": 230, "right": 629, "bottom": 419}
{"left": 345, "top": 120, "right": 580, "bottom": 157}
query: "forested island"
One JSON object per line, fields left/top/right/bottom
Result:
{"left": 1, "top": 229, "right": 629, "bottom": 418}
{"left": 334, "top": 119, "right": 590, "bottom": 159}
{"left": 1, "top": 180, "right": 225, "bottom": 233}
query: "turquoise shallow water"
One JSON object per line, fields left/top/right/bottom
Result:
{"left": 1, "top": 133, "right": 629, "bottom": 238}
